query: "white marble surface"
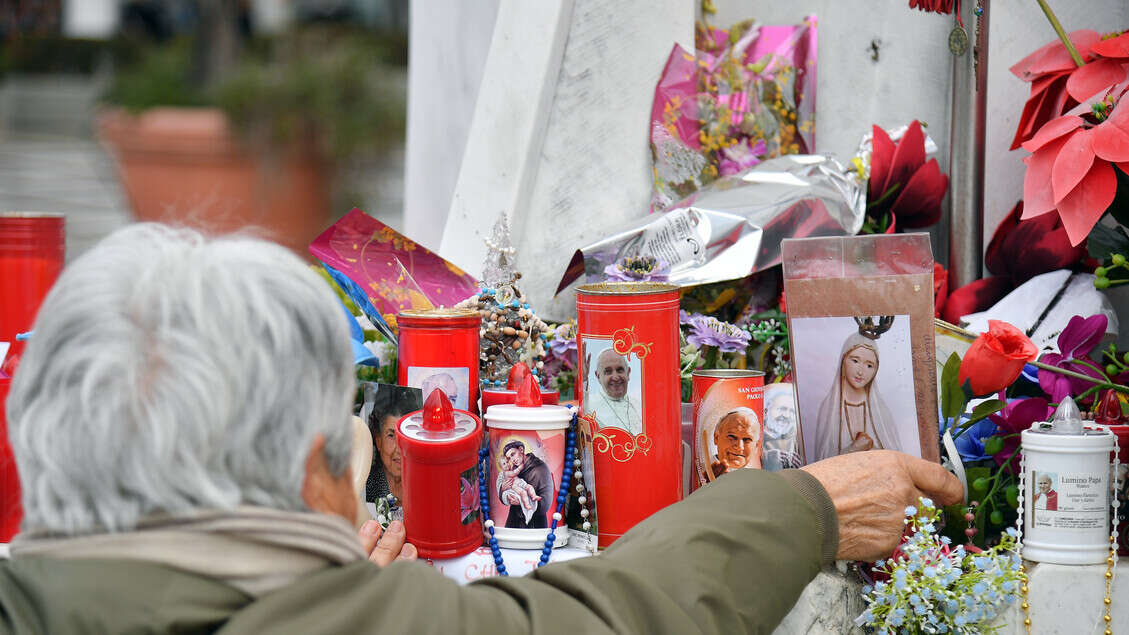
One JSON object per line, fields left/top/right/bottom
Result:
{"left": 402, "top": 0, "right": 500, "bottom": 253}
{"left": 439, "top": 0, "right": 694, "bottom": 318}
{"left": 432, "top": 545, "right": 592, "bottom": 584}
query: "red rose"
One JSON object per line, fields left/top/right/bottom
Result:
{"left": 958, "top": 320, "right": 1038, "bottom": 397}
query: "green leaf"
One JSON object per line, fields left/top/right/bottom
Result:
{"left": 1106, "top": 164, "right": 1129, "bottom": 228}
{"left": 967, "top": 399, "right": 1006, "bottom": 425}
{"left": 1087, "top": 221, "right": 1129, "bottom": 262}
{"left": 940, "top": 353, "right": 967, "bottom": 420}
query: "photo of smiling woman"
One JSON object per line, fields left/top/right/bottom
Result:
{"left": 791, "top": 315, "right": 919, "bottom": 463}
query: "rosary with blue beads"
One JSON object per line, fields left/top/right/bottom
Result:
{"left": 477, "top": 410, "right": 588, "bottom": 575}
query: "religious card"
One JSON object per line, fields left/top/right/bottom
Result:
{"left": 782, "top": 234, "right": 939, "bottom": 464}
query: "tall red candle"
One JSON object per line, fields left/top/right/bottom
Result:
{"left": 575, "top": 282, "right": 680, "bottom": 547}
{"left": 396, "top": 389, "right": 483, "bottom": 559}
{"left": 397, "top": 308, "right": 481, "bottom": 416}
{"left": 0, "top": 212, "right": 65, "bottom": 541}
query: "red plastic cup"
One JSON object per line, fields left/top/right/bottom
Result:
{"left": 0, "top": 377, "right": 18, "bottom": 542}
{"left": 0, "top": 212, "right": 64, "bottom": 541}
{"left": 0, "top": 213, "right": 64, "bottom": 374}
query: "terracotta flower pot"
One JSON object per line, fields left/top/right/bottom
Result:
{"left": 97, "top": 107, "right": 331, "bottom": 254}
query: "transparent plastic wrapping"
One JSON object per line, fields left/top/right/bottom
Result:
{"left": 782, "top": 233, "right": 938, "bottom": 464}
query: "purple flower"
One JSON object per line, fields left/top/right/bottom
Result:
{"left": 680, "top": 310, "right": 702, "bottom": 327}
{"left": 1037, "top": 314, "right": 1107, "bottom": 403}
{"left": 686, "top": 316, "right": 751, "bottom": 353}
{"left": 604, "top": 255, "right": 671, "bottom": 282}
{"left": 718, "top": 138, "right": 767, "bottom": 177}
{"left": 548, "top": 323, "right": 577, "bottom": 358}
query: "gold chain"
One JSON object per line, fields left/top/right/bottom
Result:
{"left": 1018, "top": 541, "right": 1115, "bottom": 634}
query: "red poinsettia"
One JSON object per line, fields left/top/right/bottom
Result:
{"left": 868, "top": 121, "right": 949, "bottom": 229}
{"left": 1009, "top": 30, "right": 1101, "bottom": 150}
{"left": 907, "top": 0, "right": 954, "bottom": 15}
{"left": 1021, "top": 78, "right": 1129, "bottom": 246}
{"left": 942, "top": 201, "right": 1086, "bottom": 324}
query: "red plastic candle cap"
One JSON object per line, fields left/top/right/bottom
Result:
{"left": 514, "top": 373, "right": 543, "bottom": 408}
{"left": 1096, "top": 390, "right": 1124, "bottom": 426}
{"left": 422, "top": 388, "right": 456, "bottom": 431}
{"left": 506, "top": 362, "right": 532, "bottom": 389}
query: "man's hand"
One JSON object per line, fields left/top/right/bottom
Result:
{"left": 801, "top": 450, "right": 963, "bottom": 562}
{"left": 358, "top": 519, "right": 418, "bottom": 566}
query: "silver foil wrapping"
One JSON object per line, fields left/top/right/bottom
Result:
{"left": 555, "top": 154, "right": 865, "bottom": 293}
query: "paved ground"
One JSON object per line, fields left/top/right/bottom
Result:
{"left": 0, "top": 134, "right": 132, "bottom": 262}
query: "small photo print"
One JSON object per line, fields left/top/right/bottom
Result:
{"left": 489, "top": 429, "right": 565, "bottom": 530}
{"left": 1031, "top": 471, "right": 1059, "bottom": 512}
{"left": 459, "top": 465, "right": 480, "bottom": 525}
{"left": 792, "top": 315, "right": 921, "bottom": 463}
{"left": 762, "top": 383, "right": 803, "bottom": 471}
{"left": 407, "top": 366, "right": 471, "bottom": 410}
{"left": 581, "top": 338, "right": 644, "bottom": 436}
{"left": 359, "top": 383, "right": 422, "bottom": 504}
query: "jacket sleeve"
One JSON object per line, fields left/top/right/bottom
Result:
{"left": 465, "top": 467, "right": 838, "bottom": 634}
{"left": 224, "top": 468, "right": 837, "bottom": 635}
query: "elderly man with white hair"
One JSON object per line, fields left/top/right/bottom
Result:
{"left": 0, "top": 224, "right": 962, "bottom": 634}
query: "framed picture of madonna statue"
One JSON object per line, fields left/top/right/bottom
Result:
{"left": 781, "top": 234, "right": 939, "bottom": 465}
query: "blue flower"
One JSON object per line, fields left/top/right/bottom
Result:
{"left": 863, "top": 585, "right": 873, "bottom": 595}
{"left": 921, "top": 497, "right": 934, "bottom": 508}
{"left": 945, "top": 417, "right": 1002, "bottom": 462}
{"left": 940, "top": 535, "right": 952, "bottom": 545}
{"left": 973, "top": 582, "right": 988, "bottom": 595}
{"left": 924, "top": 566, "right": 937, "bottom": 578}
{"left": 1005, "top": 527, "right": 1019, "bottom": 538}
{"left": 905, "top": 505, "right": 917, "bottom": 516}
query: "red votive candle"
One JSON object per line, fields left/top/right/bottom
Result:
{"left": 576, "top": 282, "right": 681, "bottom": 547}
{"left": 397, "top": 389, "right": 483, "bottom": 559}
{"left": 0, "top": 212, "right": 65, "bottom": 541}
{"left": 397, "top": 308, "right": 481, "bottom": 416}
{"left": 480, "top": 362, "right": 560, "bottom": 411}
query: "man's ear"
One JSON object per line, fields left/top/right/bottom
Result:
{"left": 301, "top": 433, "right": 355, "bottom": 520}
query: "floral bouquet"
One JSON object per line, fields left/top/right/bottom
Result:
{"left": 1004, "top": 4, "right": 1129, "bottom": 288}
{"left": 541, "top": 321, "right": 579, "bottom": 400}
{"left": 938, "top": 315, "right": 1129, "bottom": 547}
{"left": 858, "top": 498, "right": 1023, "bottom": 634}
{"left": 649, "top": 13, "right": 816, "bottom": 211}
{"left": 677, "top": 309, "right": 789, "bottom": 401}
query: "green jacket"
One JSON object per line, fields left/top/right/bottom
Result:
{"left": 0, "top": 469, "right": 836, "bottom": 634}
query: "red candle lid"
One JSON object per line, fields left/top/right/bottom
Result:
{"left": 507, "top": 362, "right": 532, "bottom": 389}
{"left": 400, "top": 389, "right": 477, "bottom": 441}
{"left": 514, "top": 373, "right": 543, "bottom": 407}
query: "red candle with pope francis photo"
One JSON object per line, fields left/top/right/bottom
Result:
{"left": 575, "top": 282, "right": 680, "bottom": 548}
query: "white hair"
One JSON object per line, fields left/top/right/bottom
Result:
{"left": 6, "top": 224, "right": 355, "bottom": 534}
